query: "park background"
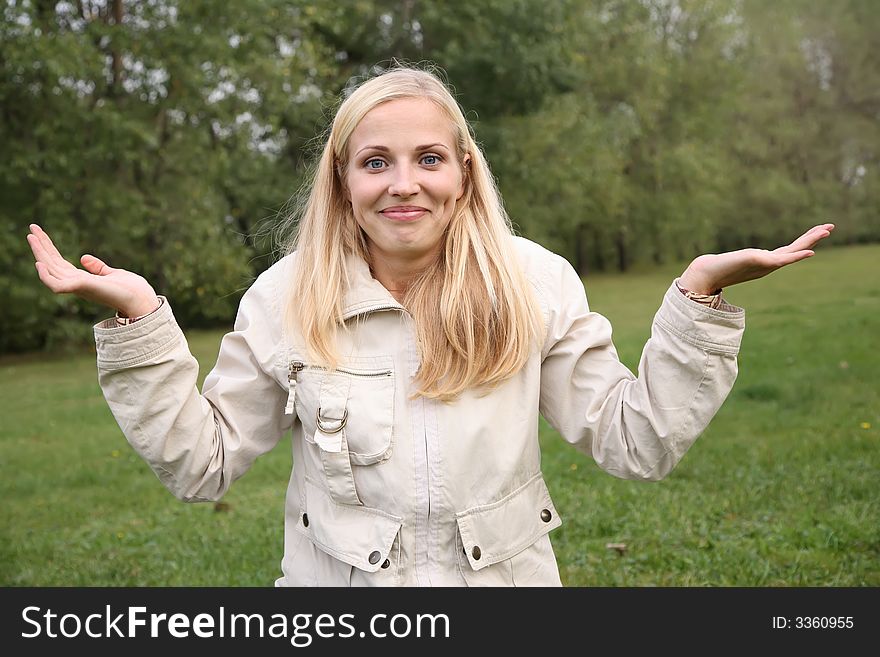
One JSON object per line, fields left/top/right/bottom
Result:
{"left": 1, "top": 0, "right": 877, "bottom": 585}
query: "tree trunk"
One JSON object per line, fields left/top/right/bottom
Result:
{"left": 110, "top": 0, "right": 124, "bottom": 97}
{"left": 616, "top": 228, "right": 629, "bottom": 272}
{"left": 575, "top": 223, "right": 591, "bottom": 277}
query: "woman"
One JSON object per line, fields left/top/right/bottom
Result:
{"left": 27, "top": 65, "right": 833, "bottom": 586}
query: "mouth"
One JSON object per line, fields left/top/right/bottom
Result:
{"left": 380, "top": 206, "right": 428, "bottom": 221}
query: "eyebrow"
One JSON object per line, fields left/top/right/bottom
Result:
{"left": 355, "top": 143, "right": 451, "bottom": 156}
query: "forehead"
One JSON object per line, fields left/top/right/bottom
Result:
{"left": 349, "top": 98, "right": 456, "bottom": 151}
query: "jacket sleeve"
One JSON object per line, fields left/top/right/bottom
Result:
{"left": 537, "top": 255, "right": 745, "bottom": 481}
{"left": 93, "top": 267, "right": 292, "bottom": 502}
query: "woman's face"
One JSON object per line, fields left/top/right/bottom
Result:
{"left": 344, "top": 97, "right": 466, "bottom": 266}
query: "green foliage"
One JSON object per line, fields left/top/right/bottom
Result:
{"left": 1, "top": 0, "right": 333, "bottom": 349}
{"left": 2, "top": 0, "right": 878, "bottom": 353}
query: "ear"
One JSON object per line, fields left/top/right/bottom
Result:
{"left": 457, "top": 155, "right": 471, "bottom": 200}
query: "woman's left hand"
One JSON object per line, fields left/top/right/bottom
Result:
{"left": 678, "top": 223, "right": 835, "bottom": 294}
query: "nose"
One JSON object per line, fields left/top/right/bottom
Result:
{"left": 388, "top": 165, "right": 420, "bottom": 197}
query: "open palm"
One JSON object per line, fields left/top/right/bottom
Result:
{"left": 27, "top": 224, "right": 160, "bottom": 317}
{"left": 680, "top": 223, "right": 835, "bottom": 293}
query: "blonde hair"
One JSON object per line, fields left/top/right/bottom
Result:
{"left": 279, "top": 64, "right": 543, "bottom": 401}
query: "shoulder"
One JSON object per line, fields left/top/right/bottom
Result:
{"left": 510, "top": 235, "right": 572, "bottom": 273}
{"left": 507, "top": 236, "right": 587, "bottom": 336}
{"left": 509, "top": 235, "right": 578, "bottom": 292}
{"left": 509, "top": 235, "right": 591, "bottom": 325}
{"left": 235, "top": 252, "right": 298, "bottom": 323}
{"left": 262, "top": 251, "right": 298, "bottom": 281}
{"left": 510, "top": 235, "right": 555, "bottom": 267}
{"left": 248, "top": 251, "right": 297, "bottom": 295}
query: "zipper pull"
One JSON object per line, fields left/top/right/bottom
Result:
{"left": 285, "top": 361, "right": 305, "bottom": 415}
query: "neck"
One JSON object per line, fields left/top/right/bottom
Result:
{"left": 367, "top": 246, "right": 438, "bottom": 303}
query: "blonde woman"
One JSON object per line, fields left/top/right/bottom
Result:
{"left": 27, "top": 65, "right": 833, "bottom": 586}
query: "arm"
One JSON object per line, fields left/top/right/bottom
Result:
{"left": 27, "top": 223, "right": 293, "bottom": 501}
{"left": 538, "top": 256, "right": 744, "bottom": 481}
{"left": 538, "top": 223, "right": 834, "bottom": 480}
{"left": 94, "top": 265, "right": 292, "bottom": 501}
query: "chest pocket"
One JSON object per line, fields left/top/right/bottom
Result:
{"left": 286, "top": 356, "right": 395, "bottom": 505}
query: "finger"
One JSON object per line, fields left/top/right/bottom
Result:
{"left": 775, "top": 249, "right": 815, "bottom": 267}
{"left": 33, "top": 260, "right": 66, "bottom": 293}
{"left": 775, "top": 225, "right": 832, "bottom": 254}
{"left": 27, "top": 225, "right": 61, "bottom": 269}
{"left": 28, "top": 224, "right": 75, "bottom": 274}
{"left": 80, "top": 254, "right": 114, "bottom": 276}
{"left": 31, "top": 224, "right": 73, "bottom": 267}
{"left": 26, "top": 233, "right": 71, "bottom": 281}
{"left": 26, "top": 230, "right": 53, "bottom": 265}
{"left": 33, "top": 224, "right": 71, "bottom": 265}
{"left": 799, "top": 227, "right": 833, "bottom": 250}
{"left": 26, "top": 233, "right": 41, "bottom": 263}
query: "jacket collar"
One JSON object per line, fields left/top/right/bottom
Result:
{"left": 341, "top": 252, "right": 406, "bottom": 320}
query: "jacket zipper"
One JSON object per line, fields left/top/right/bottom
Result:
{"left": 285, "top": 360, "right": 392, "bottom": 415}
{"left": 285, "top": 301, "right": 401, "bottom": 413}
{"left": 285, "top": 361, "right": 305, "bottom": 414}
{"left": 333, "top": 366, "right": 393, "bottom": 378}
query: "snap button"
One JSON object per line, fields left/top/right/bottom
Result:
{"left": 381, "top": 559, "right": 390, "bottom": 569}
{"left": 540, "top": 508, "right": 552, "bottom": 523}
{"left": 368, "top": 550, "right": 381, "bottom": 565}
{"left": 471, "top": 546, "right": 481, "bottom": 560}
{"left": 302, "top": 513, "right": 309, "bottom": 528}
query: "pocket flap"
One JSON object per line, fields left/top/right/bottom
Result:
{"left": 455, "top": 474, "right": 562, "bottom": 572}
{"left": 297, "top": 478, "right": 403, "bottom": 573}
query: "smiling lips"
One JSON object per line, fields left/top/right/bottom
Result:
{"left": 380, "top": 206, "right": 428, "bottom": 221}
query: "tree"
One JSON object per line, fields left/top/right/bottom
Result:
{"left": 0, "top": 0, "right": 335, "bottom": 350}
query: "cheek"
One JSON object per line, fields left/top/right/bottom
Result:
{"left": 345, "top": 176, "right": 365, "bottom": 207}
{"left": 346, "top": 176, "right": 375, "bottom": 208}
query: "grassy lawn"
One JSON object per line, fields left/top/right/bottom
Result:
{"left": 2, "top": 244, "right": 877, "bottom": 586}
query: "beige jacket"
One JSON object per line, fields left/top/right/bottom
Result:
{"left": 93, "top": 237, "right": 745, "bottom": 586}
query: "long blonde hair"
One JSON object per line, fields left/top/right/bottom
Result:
{"left": 279, "top": 64, "right": 543, "bottom": 401}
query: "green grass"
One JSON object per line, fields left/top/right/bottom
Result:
{"left": 2, "top": 244, "right": 878, "bottom": 586}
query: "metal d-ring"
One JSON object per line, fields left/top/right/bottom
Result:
{"left": 316, "top": 407, "right": 348, "bottom": 434}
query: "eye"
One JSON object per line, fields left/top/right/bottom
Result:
{"left": 421, "top": 154, "right": 441, "bottom": 166}
{"left": 364, "top": 158, "right": 386, "bottom": 170}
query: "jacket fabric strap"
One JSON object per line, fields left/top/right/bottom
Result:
{"left": 320, "top": 429, "right": 362, "bottom": 506}
{"left": 316, "top": 380, "right": 361, "bottom": 505}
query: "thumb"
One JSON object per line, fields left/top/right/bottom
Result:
{"left": 80, "top": 254, "right": 113, "bottom": 275}
{"left": 778, "top": 250, "right": 814, "bottom": 267}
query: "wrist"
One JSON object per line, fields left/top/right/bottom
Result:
{"left": 675, "top": 280, "right": 724, "bottom": 309}
{"left": 119, "top": 296, "right": 161, "bottom": 318}
{"left": 679, "top": 268, "right": 720, "bottom": 296}
{"left": 116, "top": 296, "right": 162, "bottom": 324}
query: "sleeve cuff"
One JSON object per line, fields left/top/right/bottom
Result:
{"left": 114, "top": 297, "right": 165, "bottom": 325}
{"left": 656, "top": 280, "right": 745, "bottom": 354}
{"left": 93, "top": 295, "right": 185, "bottom": 370}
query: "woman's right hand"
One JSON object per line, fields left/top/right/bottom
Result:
{"left": 27, "top": 224, "right": 161, "bottom": 317}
